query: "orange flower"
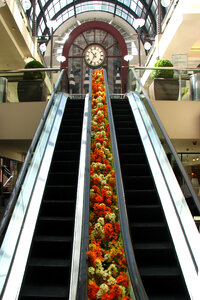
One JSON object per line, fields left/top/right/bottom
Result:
{"left": 93, "top": 176, "right": 100, "bottom": 185}
{"left": 116, "top": 272, "right": 129, "bottom": 288}
{"left": 103, "top": 223, "right": 114, "bottom": 239}
{"left": 109, "top": 285, "right": 122, "bottom": 298}
{"left": 88, "top": 281, "right": 100, "bottom": 299}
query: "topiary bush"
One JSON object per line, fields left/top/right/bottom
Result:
{"left": 23, "top": 60, "right": 46, "bottom": 80}
{"left": 151, "top": 59, "right": 174, "bottom": 79}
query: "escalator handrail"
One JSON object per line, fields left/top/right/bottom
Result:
{"left": 0, "top": 68, "right": 66, "bottom": 240}
{"left": 130, "top": 68, "right": 200, "bottom": 215}
{"left": 104, "top": 70, "right": 149, "bottom": 300}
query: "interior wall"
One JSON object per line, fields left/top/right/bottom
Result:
{"left": 0, "top": 102, "right": 46, "bottom": 140}
{"left": 152, "top": 101, "right": 200, "bottom": 139}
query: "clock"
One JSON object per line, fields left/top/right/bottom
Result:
{"left": 84, "top": 44, "right": 106, "bottom": 68}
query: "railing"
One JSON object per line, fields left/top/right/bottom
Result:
{"left": 0, "top": 68, "right": 61, "bottom": 103}
{"left": 126, "top": 65, "right": 200, "bottom": 101}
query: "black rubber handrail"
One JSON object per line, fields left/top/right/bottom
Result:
{"left": 104, "top": 69, "right": 149, "bottom": 300}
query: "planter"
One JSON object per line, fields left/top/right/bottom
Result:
{"left": 190, "top": 73, "right": 200, "bottom": 101}
{"left": 17, "top": 80, "right": 48, "bottom": 102}
{"left": 149, "top": 78, "right": 179, "bottom": 101}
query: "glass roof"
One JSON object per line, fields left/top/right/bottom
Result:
{"left": 24, "top": 0, "right": 166, "bottom": 39}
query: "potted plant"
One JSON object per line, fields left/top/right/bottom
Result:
{"left": 17, "top": 60, "right": 48, "bottom": 102}
{"left": 149, "top": 59, "right": 179, "bottom": 100}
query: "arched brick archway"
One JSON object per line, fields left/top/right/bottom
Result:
{"left": 61, "top": 21, "right": 129, "bottom": 93}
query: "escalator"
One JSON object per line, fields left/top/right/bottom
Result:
{"left": 19, "top": 98, "right": 84, "bottom": 299}
{"left": 111, "top": 98, "right": 190, "bottom": 300}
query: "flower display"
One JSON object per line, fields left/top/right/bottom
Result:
{"left": 87, "top": 69, "right": 132, "bottom": 300}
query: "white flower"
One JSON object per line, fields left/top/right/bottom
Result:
{"left": 96, "top": 143, "right": 101, "bottom": 148}
{"left": 105, "top": 212, "right": 116, "bottom": 223}
{"left": 97, "top": 110, "right": 103, "bottom": 116}
{"left": 97, "top": 217, "right": 104, "bottom": 226}
{"left": 108, "top": 264, "right": 118, "bottom": 276}
{"left": 95, "top": 258, "right": 102, "bottom": 267}
{"left": 107, "top": 276, "right": 116, "bottom": 286}
{"left": 88, "top": 267, "right": 95, "bottom": 275}
{"left": 101, "top": 180, "right": 107, "bottom": 186}
{"left": 95, "top": 266, "right": 104, "bottom": 277}
{"left": 104, "top": 253, "right": 112, "bottom": 262}
{"left": 96, "top": 283, "right": 109, "bottom": 298}
{"left": 97, "top": 102, "right": 103, "bottom": 108}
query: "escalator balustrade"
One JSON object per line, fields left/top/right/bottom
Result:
{"left": 19, "top": 98, "right": 84, "bottom": 299}
{"left": 111, "top": 98, "right": 190, "bottom": 300}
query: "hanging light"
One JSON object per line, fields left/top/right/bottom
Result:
{"left": 144, "top": 41, "right": 152, "bottom": 51}
{"left": 124, "top": 54, "right": 133, "bottom": 62}
{"left": 133, "top": 18, "right": 145, "bottom": 29}
{"left": 21, "top": 0, "right": 31, "bottom": 10}
{"left": 39, "top": 43, "right": 47, "bottom": 53}
{"left": 56, "top": 55, "right": 66, "bottom": 62}
{"left": 47, "top": 20, "right": 56, "bottom": 29}
{"left": 161, "top": 0, "right": 171, "bottom": 8}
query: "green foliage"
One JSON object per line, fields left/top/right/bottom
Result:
{"left": 23, "top": 60, "right": 46, "bottom": 80}
{"left": 151, "top": 59, "right": 174, "bottom": 79}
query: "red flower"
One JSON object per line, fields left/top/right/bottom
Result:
{"left": 116, "top": 272, "right": 129, "bottom": 288}
{"left": 88, "top": 281, "right": 100, "bottom": 299}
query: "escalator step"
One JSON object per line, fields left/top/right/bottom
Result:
{"left": 50, "top": 161, "right": 79, "bottom": 173}
{"left": 53, "top": 150, "right": 80, "bottom": 161}
{"left": 127, "top": 204, "right": 163, "bottom": 222}
{"left": 124, "top": 189, "right": 159, "bottom": 205}
{"left": 117, "top": 144, "right": 144, "bottom": 153}
{"left": 44, "top": 185, "right": 77, "bottom": 200}
{"left": 119, "top": 153, "right": 147, "bottom": 164}
{"left": 40, "top": 200, "right": 75, "bottom": 217}
{"left": 123, "top": 175, "right": 155, "bottom": 190}
{"left": 121, "top": 164, "right": 151, "bottom": 176}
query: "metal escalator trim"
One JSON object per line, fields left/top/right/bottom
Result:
{"left": 0, "top": 93, "right": 68, "bottom": 300}
{"left": 68, "top": 93, "right": 89, "bottom": 300}
{"left": 76, "top": 70, "right": 92, "bottom": 300}
{"left": 104, "top": 70, "right": 149, "bottom": 300}
{"left": 127, "top": 92, "right": 200, "bottom": 300}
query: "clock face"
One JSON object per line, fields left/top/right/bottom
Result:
{"left": 84, "top": 44, "right": 106, "bottom": 68}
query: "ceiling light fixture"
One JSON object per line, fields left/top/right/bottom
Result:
{"left": 21, "top": 0, "right": 31, "bottom": 10}
{"left": 133, "top": 18, "right": 145, "bottom": 29}
{"left": 161, "top": 0, "right": 171, "bottom": 8}
{"left": 144, "top": 41, "right": 152, "bottom": 50}
{"left": 39, "top": 43, "right": 47, "bottom": 53}
{"left": 124, "top": 54, "right": 133, "bottom": 62}
{"left": 56, "top": 55, "right": 66, "bottom": 62}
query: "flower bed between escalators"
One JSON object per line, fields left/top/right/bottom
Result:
{"left": 87, "top": 69, "right": 132, "bottom": 300}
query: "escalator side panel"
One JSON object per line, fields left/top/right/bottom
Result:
{"left": 19, "top": 99, "right": 84, "bottom": 299}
